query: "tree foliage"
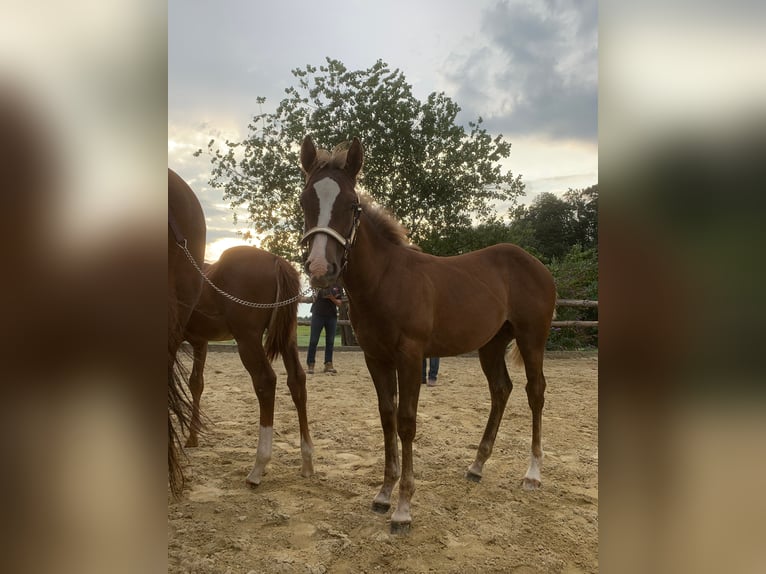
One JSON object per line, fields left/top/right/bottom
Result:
{"left": 547, "top": 244, "right": 599, "bottom": 349}
{"left": 196, "top": 58, "right": 524, "bottom": 261}
{"left": 419, "top": 185, "right": 599, "bottom": 349}
{"left": 423, "top": 184, "right": 598, "bottom": 264}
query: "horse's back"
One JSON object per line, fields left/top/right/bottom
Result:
{"left": 436, "top": 243, "right": 554, "bottom": 297}
{"left": 201, "top": 246, "right": 298, "bottom": 339}
{"left": 168, "top": 169, "right": 206, "bottom": 298}
{"left": 437, "top": 242, "right": 555, "bottom": 324}
{"left": 212, "top": 246, "right": 281, "bottom": 296}
{"left": 488, "top": 243, "right": 555, "bottom": 292}
{"left": 168, "top": 169, "right": 205, "bottom": 248}
{"left": 486, "top": 243, "right": 556, "bottom": 326}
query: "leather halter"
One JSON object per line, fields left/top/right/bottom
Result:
{"left": 300, "top": 203, "right": 362, "bottom": 271}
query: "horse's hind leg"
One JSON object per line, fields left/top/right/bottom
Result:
{"left": 185, "top": 339, "right": 208, "bottom": 448}
{"left": 515, "top": 332, "right": 548, "bottom": 490}
{"left": 282, "top": 340, "right": 314, "bottom": 478}
{"left": 236, "top": 334, "right": 277, "bottom": 487}
{"left": 467, "top": 323, "right": 514, "bottom": 481}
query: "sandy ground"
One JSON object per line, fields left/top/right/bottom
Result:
{"left": 168, "top": 348, "right": 598, "bottom": 574}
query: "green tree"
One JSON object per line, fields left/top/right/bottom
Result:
{"left": 514, "top": 192, "right": 574, "bottom": 263}
{"left": 196, "top": 58, "right": 524, "bottom": 261}
{"left": 564, "top": 184, "right": 598, "bottom": 250}
{"left": 547, "top": 244, "right": 599, "bottom": 349}
{"left": 419, "top": 216, "right": 535, "bottom": 257}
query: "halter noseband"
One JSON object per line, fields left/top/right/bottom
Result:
{"left": 300, "top": 203, "right": 362, "bottom": 271}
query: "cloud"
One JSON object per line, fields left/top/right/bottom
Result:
{"left": 443, "top": 0, "right": 597, "bottom": 141}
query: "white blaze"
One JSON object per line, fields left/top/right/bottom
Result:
{"left": 307, "top": 177, "right": 341, "bottom": 277}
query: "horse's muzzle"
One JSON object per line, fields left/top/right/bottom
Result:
{"left": 305, "top": 262, "right": 339, "bottom": 288}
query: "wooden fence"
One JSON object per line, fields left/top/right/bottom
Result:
{"left": 298, "top": 297, "right": 598, "bottom": 345}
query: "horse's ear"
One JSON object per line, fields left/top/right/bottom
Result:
{"left": 300, "top": 136, "right": 317, "bottom": 174}
{"left": 345, "top": 137, "right": 363, "bottom": 179}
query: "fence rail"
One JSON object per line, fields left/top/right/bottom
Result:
{"left": 297, "top": 298, "right": 598, "bottom": 329}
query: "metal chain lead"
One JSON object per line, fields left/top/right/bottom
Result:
{"left": 178, "top": 241, "right": 313, "bottom": 309}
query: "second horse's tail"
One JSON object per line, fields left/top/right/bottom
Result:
{"left": 264, "top": 258, "right": 301, "bottom": 362}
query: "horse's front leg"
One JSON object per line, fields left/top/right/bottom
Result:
{"left": 389, "top": 357, "right": 422, "bottom": 533}
{"left": 364, "top": 354, "right": 400, "bottom": 514}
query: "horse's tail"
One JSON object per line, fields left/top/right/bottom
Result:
{"left": 265, "top": 258, "right": 301, "bottom": 362}
{"left": 168, "top": 306, "right": 193, "bottom": 497}
{"left": 508, "top": 306, "right": 557, "bottom": 368}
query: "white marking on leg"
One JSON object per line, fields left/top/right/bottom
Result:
{"left": 523, "top": 450, "right": 543, "bottom": 489}
{"left": 246, "top": 426, "right": 273, "bottom": 485}
{"left": 307, "top": 177, "right": 341, "bottom": 278}
{"left": 300, "top": 437, "right": 314, "bottom": 477}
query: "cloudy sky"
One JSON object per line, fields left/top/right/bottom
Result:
{"left": 168, "top": 0, "right": 598, "bottom": 262}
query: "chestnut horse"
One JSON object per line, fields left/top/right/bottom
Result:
{"left": 298, "top": 136, "right": 557, "bottom": 533}
{"left": 183, "top": 246, "right": 314, "bottom": 485}
{"left": 168, "top": 168, "right": 206, "bottom": 495}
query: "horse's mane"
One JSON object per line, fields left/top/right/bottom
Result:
{"left": 359, "top": 193, "right": 422, "bottom": 252}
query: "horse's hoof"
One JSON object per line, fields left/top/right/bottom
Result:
{"left": 521, "top": 477, "right": 542, "bottom": 490}
{"left": 390, "top": 520, "right": 411, "bottom": 535}
{"left": 371, "top": 501, "right": 390, "bottom": 514}
{"left": 465, "top": 470, "right": 482, "bottom": 483}
{"left": 246, "top": 479, "right": 261, "bottom": 489}
{"left": 300, "top": 464, "right": 314, "bottom": 478}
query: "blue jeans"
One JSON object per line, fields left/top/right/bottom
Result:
{"left": 306, "top": 314, "right": 338, "bottom": 365}
{"left": 422, "top": 357, "right": 440, "bottom": 381}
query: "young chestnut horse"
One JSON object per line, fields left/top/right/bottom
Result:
{"left": 183, "top": 246, "right": 314, "bottom": 485}
{"left": 299, "top": 136, "right": 557, "bottom": 533}
{"left": 168, "top": 168, "right": 206, "bottom": 495}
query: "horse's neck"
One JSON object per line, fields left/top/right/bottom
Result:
{"left": 343, "top": 219, "right": 398, "bottom": 301}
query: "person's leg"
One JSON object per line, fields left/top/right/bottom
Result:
{"left": 422, "top": 358, "right": 427, "bottom": 384}
{"left": 323, "top": 315, "right": 338, "bottom": 371}
{"left": 427, "top": 357, "right": 440, "bottom": 386}
{"left": 306, "top": 313, "right": 322, "bottom": 372}
{"left": 429, "top": 357, "right": 440, "bottom": 381}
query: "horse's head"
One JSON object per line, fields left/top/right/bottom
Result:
{"left": 299, "top": 136, "right": 364, "bottom": 288}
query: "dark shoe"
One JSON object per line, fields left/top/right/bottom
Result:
{"left": 323, "top": 362, "right": 337, "bottom": 373}
{"left": 307, "top": 363, "right": 314, "bottom": 374}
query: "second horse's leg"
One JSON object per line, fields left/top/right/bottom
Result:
{"left": 237, "top": 334, "right": 277, "bottom": 487}
{"left": 283, "top": 340, "right": 314, "bottom": 477}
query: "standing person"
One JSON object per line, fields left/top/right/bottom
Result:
{"left": 422, "top": 357, "right": 440, "bottom": 387}
{"left": 306, "top": 284, "right": 343, "bottom": 374}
